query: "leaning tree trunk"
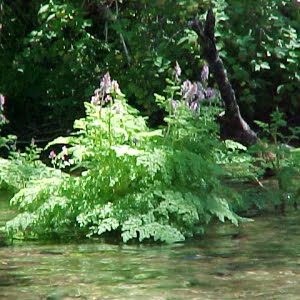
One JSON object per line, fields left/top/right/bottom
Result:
{"left": 190, "top": 9, "right": 257, "bottom": 147}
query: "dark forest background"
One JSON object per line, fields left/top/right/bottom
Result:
{"left": 0, "top": 0, "right": 299, "bottom": 143}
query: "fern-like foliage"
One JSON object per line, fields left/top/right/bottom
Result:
{"left": 4, "top": 74, "right": 242, "bottom": 243}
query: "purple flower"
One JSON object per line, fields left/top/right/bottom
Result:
{"left": 92, "top": 74, "right": 121, "bottom": 105}
{"left": 94, "top": 88, "right": 101, "bottom": 96}
{"left": 201, "top": 64, "right": 209, "bottom": 83}
{"left": 190, "top": 101, "right": 200, "bottom": 112}
{"left": 61, "top": 146, "right": 69, "bottom": 161}
{"left": 91, "top": 95, "right": 99, "bottom": 105}
{"left": 91, "top": 88, "right": 101, "bottom": 105}
{"left": 171, "top": 99, "right": 178, "bottom": 111}
{"left": 62, "top": 146, "right": 68, "bottom": 155}
{"left": 205, "top": 87, "right": 217, "bottom": 99}
{"left": 181, "top": 80, "right": 191, "bottom": 95}
{"left": 182, "top": 80, "right": 198, "bottom": 101}
{"left": 111, "top": 80, "right": 121, "bottom": 94}
{"left": 104, "top": 95, "right": 112, "bottom": 103}
{"left": 174, "top": 61, "right": 181, "bottom": 81}
{"left": 100, "top": 72, "right": 111, "bottom": 94}
{"left": 197, "top": 90, "right": 205, "bottom": 102}
{"left": 196, "top": 83, "right": 205, "bottom": 101}
{"left": 49, "top": 150, "right": 56, "bottom": 159}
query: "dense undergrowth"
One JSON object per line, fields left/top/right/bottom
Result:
{"left": 0, "top": 70, "right": 254, "bottom": 243}
{"left": 1, "top": 68, "right": 300, "bottom": 243}
{"left": 0, "top": 1, "right": 299, "bottom": 244}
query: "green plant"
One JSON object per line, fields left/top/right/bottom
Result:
{"left": 224, "top": 0, "right": 300, "bottom": 120}
{"left": 2, "top": 0, "right": 299, "bottom": 141}
{"left": 5, "top": 72, "right": 243, "bottom": 243}
{"left": 254, "top": 109, "right": 299, "bottom": 172}
{"left": 252, "top": 108, "right": 300, "bottom": 212}
{"left": 0, "top": 139, "right": 66, "bottom": 195}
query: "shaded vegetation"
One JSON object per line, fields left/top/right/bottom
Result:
{"left": 2, "top": 73, "right": 244, "bottom": 243}
{"left": 0, "top": 1, "right": 299, "bottom": 243}
{"left": 0, "top": 0, "right": 299, "bottom": 140}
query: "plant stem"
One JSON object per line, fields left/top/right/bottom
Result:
{"left": 166, "top": 91, "right": 174, "bottom": 137}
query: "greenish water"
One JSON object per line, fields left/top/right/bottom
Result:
{"left": 1, "top": 196, "right": 300, "bottom": 299}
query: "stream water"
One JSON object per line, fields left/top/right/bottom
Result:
{"left": 1, "top": 193, "right": 300, "bottom": 300}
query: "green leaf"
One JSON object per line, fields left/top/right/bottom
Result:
{"left": 136, "top": 130, "right": 163, "bottom": 138}
{"left": 260, "top": 62, "right": 270, "bottom": 69}
{"left": 225, "top": 140, "right": 247, "bottom": 151}
{"left": 154, "top": 93, "right": 166, "bottom": 101}
{"left": 279, "top": 63, "right": 286, "bottom": 69}
{"left": 277, "top": 85, "right": 284, "bottom": 94}
{"left": 47, "top": 13, "right": 56, "bottom": 22}
{"left": 38, "top": 4, "right": 50, "bottom": 15}
{"left": 45, "top": 137, "right": 71, "bottom": 149}
{"left": 111, "top": 145, "right": 142, "bottom": 156}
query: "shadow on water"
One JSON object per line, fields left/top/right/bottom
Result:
{"left": 0, "top": 266, "right": 32, "bottom": 287}
{"left": 1, "top": 191, "right": 300, "bottom": 299}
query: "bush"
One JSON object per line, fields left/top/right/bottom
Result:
{"left": 4, "top": 72, "right": 242, "bottom": 243}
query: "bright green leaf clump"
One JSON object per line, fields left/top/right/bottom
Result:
{"left": 4, "top": 73, "right": 242, "bottom": 243}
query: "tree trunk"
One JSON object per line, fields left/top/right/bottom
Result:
{"left": 190, "top": 9, "right": 257, "bottom": 147}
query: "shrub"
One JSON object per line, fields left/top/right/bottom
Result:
{"left": 5, "top": 72, "right": 242, "bottom": 243}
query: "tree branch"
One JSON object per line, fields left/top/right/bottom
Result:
{"left": 190, "top": 9, "right": 257, "bottom": 146}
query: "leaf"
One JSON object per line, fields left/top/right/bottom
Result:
{"left": 260, "top": 62, "right": 270, "bottom": 69}
{"left": 254, "top": 120, "right": 268, "bottom": 131}
{"left": 45, "top": 137, "right": 71, "bottom": 149}
{"left": 279, "top": 63, "right": 286, "bottom": 69}
{"left": 225, "top": 140, "right": 247, "bottom": 151}
{"left": 154, "top": 93, "right": 166, "bottom": 102}
{"left": 277, "top": 85, "right": 284, "bottom": 94}
{"left": 47, "top": 13, "right": 56, "bottom": 22}
{"left": 208, "top": 196, "right": 239, "bottom": 226}
{"left": 254, "top": 64, "right": 260, "bottom": 72}
{"left": 177, "top": 36, "right": 189, "bottom": 45}
{"left": 136, "top": 130, "right": 163, "bottom": 138}
{"left": 287, "top": 58, "right": 297, "bottom": 64}
{"left": 111, "top": 145, "right": 142, "bottom": 156}
{"left": 38, "top": 4, "right": 50, "bottom": 15}
{"left": 96, "top": 218, "right": 119, "bottom": 235}
{"left": 73, "top": 119, "right": 86, "bottom": 130}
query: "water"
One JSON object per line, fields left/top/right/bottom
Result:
{"left": 1, "top": 194, "right": 300, "bottom": 299}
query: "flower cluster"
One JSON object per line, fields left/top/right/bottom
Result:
{"left": 173, "top": 62, "right": 218, "bottom": 113}
{"left": 181, "top": 80, "right": 217, "bottom": 112}
{"left": 91, "top": 72, "right": 121, "bottom": 105}
{"left": 49, "top": 150, "right": 56, "bottom": 159}
{"left": 49, "top": 145, "right": 70, "bottom": 168}
{"left": 201, "top": 64, "right": 209, "bottom": 83}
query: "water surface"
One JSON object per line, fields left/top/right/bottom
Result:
{"left": 1, "top": 196, "right": 300, "bottom": 299}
